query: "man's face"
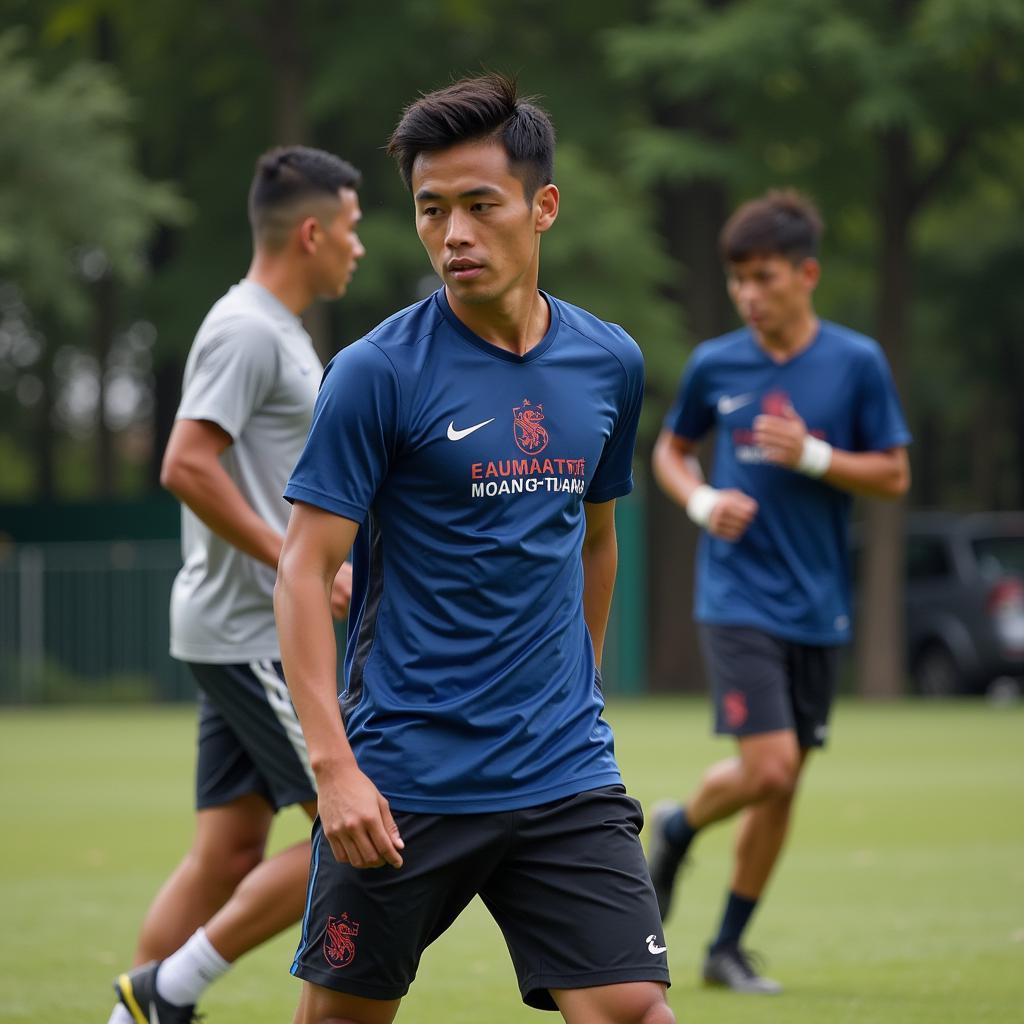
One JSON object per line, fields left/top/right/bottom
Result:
{"left": 411, "top": 140, "right": 556, "bottom": 307}
{"left": 725, "top": 254, "right": 818, "bottom": 337}
{"left": 312, "top": 187, "right": 364, "bottom": 299}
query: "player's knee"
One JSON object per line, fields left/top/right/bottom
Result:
{"left": 189, "top": 840, "right": 264, "bottom": 892}
{"left": 637, "top": 996, "right": 675, "bottom": 1024}
{"left": 748, "top": 759, "right": 798, "bottom": 801}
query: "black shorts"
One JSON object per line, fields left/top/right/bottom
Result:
{"left": 189, "top": 659, "right": 317, "bottom": 812}
{"left": 291, "top": 785, "right": 670, "bottom": 1010}
{"left": 700, "top": 625, "right": 841, "bottom": 749}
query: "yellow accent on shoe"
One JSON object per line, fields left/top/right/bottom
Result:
{"left": 117, "top": 974, "right": 147, "bottom": 1024}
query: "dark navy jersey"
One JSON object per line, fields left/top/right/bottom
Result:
{"left": 286, "top": 289, "right": 644, "bottom": 813}
{"left": 667, "top": 320, "right": 910, "bottom": 645}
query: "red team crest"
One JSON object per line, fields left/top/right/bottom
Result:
{"left": 323, "top": 913, "right": 360, "bottom": 969}
{"left": 513, "top": 398, "right": 549, "bottom": 454}
{"left": 723, "top": 689, "right": 748, "bottom": 729}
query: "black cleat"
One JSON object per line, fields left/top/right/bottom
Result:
{"left": 115, "top": 961, "right": 200, "bottom": 1024}
{"left": 702, "top": 944, "right": 782, "bottom": 994}
{"left": 646, "top": 800, "right": 689, "bottom": 921}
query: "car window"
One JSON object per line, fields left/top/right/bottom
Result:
{"left": 971, "top": 536, "right": 1024, "bottom": 580}
{"left": 906, "top": 537, "right": 952, "bottom": 580}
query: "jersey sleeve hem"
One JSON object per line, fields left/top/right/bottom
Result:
{"left": 585, "top": 474, "right": 634, "bottom": 504}
{"left": 173, "top": 407, "right": 242, "bottom": 443}
{"left": 282, "top": 483, "right": 366, "bottom": 525}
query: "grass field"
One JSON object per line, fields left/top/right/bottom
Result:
{"left": 1, "top": 698, "right": 1022, "bottom": 1023}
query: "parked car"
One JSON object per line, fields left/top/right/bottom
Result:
{"left": 897, "top": 511, "right": 1024, "bottom": 695}
{"left": 851, "top": 511, "right": 1024, "bottom": 695}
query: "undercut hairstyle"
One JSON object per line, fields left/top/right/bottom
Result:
{"left": 248, "top": 146, "right": 361, "bottom": 249}
{"left": 719, "top": 189, "right": 824, "bottom": 265}
{"left": 386, "top": 72, "right": 556, "bottom": 201}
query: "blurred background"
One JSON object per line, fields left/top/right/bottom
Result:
{"left": 2, "top": 0, "right": 1024, "bottom": 705}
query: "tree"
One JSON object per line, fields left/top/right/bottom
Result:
{"left": 0, "top": 28, "right": 185, "bottom": 499}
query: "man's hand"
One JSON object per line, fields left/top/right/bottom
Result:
{"left": 753, "top": 404, "right": 807, "bottom": 468}
{"left": 330, "top": 561, "right": 353, "bottom": 620}
{"left": 707, "top": 489, "right": 759, "bottom": 541}
{"left": 316, "top": 764, "right": 405, "bottom": 869}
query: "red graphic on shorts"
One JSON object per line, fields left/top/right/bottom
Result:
{"left": 761, "top": 390, "right": 790, "bottom": 416}
{"left": 513, "top": 399, "right": 549, "bottom": 454}
{"left": 723, "top": 690, "right": 749, "bottom": 729}
{"left": 324, "top": 913, "right": 360, "bottom": 969}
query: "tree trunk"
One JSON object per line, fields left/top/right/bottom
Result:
{"left": 855, "top": 127, "right": 911, "bottom": 698}
{"left": 94, "top": 274, "right": 118, "bottom": 497}
{"left": 33, "top": 338, "right": 55, "bottom": 502}
{"left": 647, "top": 175, "right": 732, "bottom": 693}
{"left": 149, "top": 357, "right": 181, "bottom": 491}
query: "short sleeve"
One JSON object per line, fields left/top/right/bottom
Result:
{"left": 284, "top": 340, "right": 402, "bottom": 523}
{"left": 586, "top": 336, "right": 644, "bottom": 504}
{"left": 177, "top": 318, "right": 278, "bottom": 440}
{"left": 852, "top": 344, "right": 912, "bottom": 452}
{"left": 665, "top": 345, "right": 714, "bottom": 441}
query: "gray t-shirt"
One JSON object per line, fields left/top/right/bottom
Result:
{"left": 169, "top": 280, "right": 322, "bottom": 662}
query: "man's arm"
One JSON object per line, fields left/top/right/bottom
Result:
{"left": 162, "top": 418, "right": 282, "bottom": 567}
{"left": 581, "top": 500, "right": 619, "bottom": 670}
{"left": 753, "top": 406, "right": 910, "bottom": 499}
{"left": 162, "top": 418, "right": 352, "bottom": 616}
{"left": 651, "top": 429, "right": 759, "bottom": 541}
{"left": 275, "top": 501, "right": 403, "bottom": 869}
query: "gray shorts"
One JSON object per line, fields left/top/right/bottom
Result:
{"left": 699, "top": 625, "right": 841, "bottom": 748}
{"left": 291, "top": 785, "right": 670, "bottom": 1009}
{"left": 189, "top": 659, "right": 317, "bottom": 811}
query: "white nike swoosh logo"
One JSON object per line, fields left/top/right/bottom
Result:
{"left": 447, "top": 418, "right": 494, "bottom": 441}
{"left": 646, "top": 934, "right": 668, "bottom": 955}
{"left": 717, "top": 393, "right": 755, "bottom": 415}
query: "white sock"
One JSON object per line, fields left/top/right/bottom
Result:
{"left": 108, "top": 1004, "right": 134, "bottom": 1024}
{"left": 156, "top": 928, "right": 231, "bottom": 1006}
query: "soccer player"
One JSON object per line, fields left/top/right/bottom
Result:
{"left": 110, "top": 146, "right": 364, "bottom": 1024}
{"left": 647, "top": 190, "right": 911, "bottom": 994}
{"left": 275, "top": 74, "right": 674, "bottom": 1024}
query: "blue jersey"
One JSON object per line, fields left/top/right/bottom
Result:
{"left": 285, "top": 289, "right": 644, "bottom": 813}
{"left": 667, "top": 321, "right": 910, "bottom": 645}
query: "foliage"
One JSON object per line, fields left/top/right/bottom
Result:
{"left": 0, "top": 29, "right": 186, "bottom": 325}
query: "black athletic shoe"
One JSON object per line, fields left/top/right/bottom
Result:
{"left": 646, "top": 800, "right": 689, "bottom": 921}
{"left": 702, "top": 944, "right": 782, "bottom": 994}
{"left": 115, "top": 961, "right": 199, "bottom": 1024}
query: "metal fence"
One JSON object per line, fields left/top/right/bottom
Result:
{"left": 0, "top": 503, "right": 648, "bottom": 703}
{"left": 0, "top": 540, "right": 194, "bottom": 702}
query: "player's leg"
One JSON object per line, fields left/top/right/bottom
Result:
{"left": 552, "top": 981, "right": 673, "bottom": 1024}
{"left": 293, "top": 982, "right": 400, "bottom": 1024}
{"left": 145, "top": 661, "right": 320, "bottom": 988}
{"left": 202, "top": 798, "right": 317, "bottom": 961}
{"left": 702, "top": 639, "right": 839, "bottom": 993}
{"left": 131, "top": 793, "right": 275, "bottom": 964}
{"left": 729, "top": 747, "right": 810, "bottom": 899}
{"left": 484, "top": 786, "right": 672, "bottom": 1020}
{"left": 648, "top": 626, "right": 795, "bottom": 920}
{"left": 113, "top": 661, "right": 316, "bottom": 1022}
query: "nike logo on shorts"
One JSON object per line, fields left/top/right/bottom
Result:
{"left": 646, "top": 934, "right": 668, "bottom": 954}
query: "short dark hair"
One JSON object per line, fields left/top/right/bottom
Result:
{"left": 248, "top": 146, "right": 361, "bottom": 247}
{"left": 719, "top": 189, "right": 823, "bottom": 264}
{"left": 386, "top": 72, "right": 555, "bottom": 200}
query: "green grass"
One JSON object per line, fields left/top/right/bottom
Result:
{"left": 1, "top": 699, "right": 1022, "bottom": 1023}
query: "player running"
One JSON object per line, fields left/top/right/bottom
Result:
{"left": 647, "top": 189, "right": 910, "bottom": 994}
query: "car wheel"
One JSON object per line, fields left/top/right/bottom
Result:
{"left": 912, "top": 643, "right": 961, "bottom": 697}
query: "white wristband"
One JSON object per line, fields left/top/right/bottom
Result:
{"left": 686, "top": 484, "right": 721, "bottom": 528}
{"left": 797, "top": 435, "right": 833, "bottom": 478}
